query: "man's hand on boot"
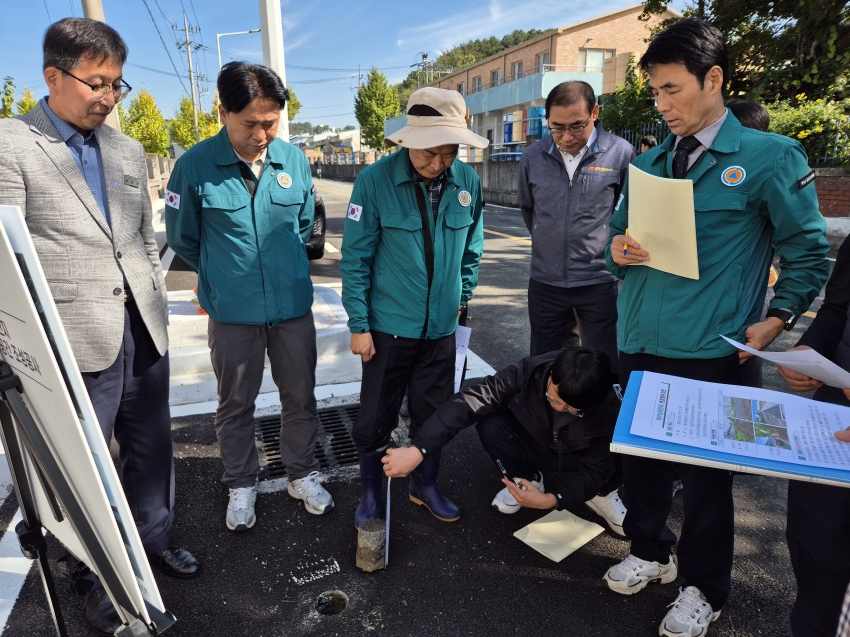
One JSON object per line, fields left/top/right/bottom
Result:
{"left": 382, "top": 447, "right": 423, "bottom": 477}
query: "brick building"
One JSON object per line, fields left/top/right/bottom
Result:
{"left": 385, "top": 4, "right": 679, "bottom": 159}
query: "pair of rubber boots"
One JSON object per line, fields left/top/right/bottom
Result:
{"left": 354, "top": 449, "right": 459, "bottom": 528}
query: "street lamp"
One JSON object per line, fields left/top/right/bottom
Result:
{"left": 216, "top": 29, "right": 261, "bottom": 125}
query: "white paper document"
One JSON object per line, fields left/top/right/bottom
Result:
{"left": 454, "top": 326, "right": 471, "bottom": 393}
{"left": 721, "top": 335, "right": 850, "bottom": 389}
{"left": 630, "top": 371, "right": 850, "bottom": 470}
{"left": 513, "top": 510, "right": 604, "bottom": 562}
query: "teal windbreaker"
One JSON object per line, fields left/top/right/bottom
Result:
{"left": 165, "top": 128, "right": 314, "bottom": 326}
{"left": 606, "top": 112, "right": 830, "bottom": 359}
{"left": 340, "top": 149, "right": 484, "bottom": 339}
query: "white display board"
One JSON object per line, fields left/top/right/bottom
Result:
{"left": 0, "top": 206, "right": 165, "bottom": 627}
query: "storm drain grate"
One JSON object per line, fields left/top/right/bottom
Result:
{"left": 255, "top": 405, "right": 360, "bottom": 479}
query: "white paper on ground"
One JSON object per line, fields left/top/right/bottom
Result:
{"left": 513, "top": 509, "right": 604, "bottom": 562}
{"left": 721, "top": 335, "right": 850, "bottom": 389}
{"left": 454, "top": 326, "right": 471, "bottom": 393}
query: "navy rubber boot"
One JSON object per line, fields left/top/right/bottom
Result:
{"left": 355, "top": 450, "right": 384, "bottom": 528}
{"left": 409, "top": 450, "right": 460, "bottom": 522}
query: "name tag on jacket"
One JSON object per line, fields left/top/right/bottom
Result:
{"left": 123, "top": 175, "right": 141, "bottom": 189}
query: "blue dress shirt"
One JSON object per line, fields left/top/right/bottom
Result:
{"left": 41, "top": 97, "right": 112, "bottom": 227}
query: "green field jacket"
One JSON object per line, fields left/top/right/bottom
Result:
{"left": 340, "top": 149, "right": 484, "bottom": 339}
{"left": 605, "top": 112, "right": 830, "bottom": 359}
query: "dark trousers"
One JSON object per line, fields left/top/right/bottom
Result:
{"left": 619, "top": 351, "right": 741, "bottom": 610}
{"left": 353, "top": 330, "right": 454, "bottom": 454}
{"left": 528, "top": 279, "right": 619, "bottom": 377}
{"left": 739, "top": 356, "right": 763, "bottom": 388}
{"left": 476, "top": 410, "right": 621, "bottom": 501}
{"left": 80, "top": 302, "right": 174, "bottom": 554}
{"left": 787, "top": 386, "right": 850, "bottom": 637}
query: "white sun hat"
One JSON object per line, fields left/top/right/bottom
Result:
{"left": 385, "top": 87, "right": 489, "bottom": 149}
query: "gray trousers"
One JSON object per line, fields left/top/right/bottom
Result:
{"left": 208, "top": 312, "right": 321, "bottom": 488}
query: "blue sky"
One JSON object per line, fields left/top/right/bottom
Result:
{"left": 1, "top": 0, "right": 686, "bottom": 130}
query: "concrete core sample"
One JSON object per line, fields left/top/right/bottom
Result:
{"left": 356, "top": 518, "right": 386, "bottom": 572}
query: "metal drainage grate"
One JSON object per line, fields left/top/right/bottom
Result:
{"left": 255, "top": 405, "right": 360, "bottom": 479}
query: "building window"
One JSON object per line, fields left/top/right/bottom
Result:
{"left": 457, "top": 82, "right": 465, "bottom": 95}
{"left": 472, "top": 76, "right": 481, "bottom": 93}
{"left": 490, "top": 69, "right": 501, "bottom": 87}
{"left": 578, "top": 49, "right": 614, "bottom": 73}
{"left": 536, "top": 51, "right": 550, "bottom": 72}
{"left": 511, "top": 61, "right": 523, "bottom": 80}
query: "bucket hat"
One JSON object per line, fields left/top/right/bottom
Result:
{"left": 385, "top": 87, "right": 489, "bottom": 149}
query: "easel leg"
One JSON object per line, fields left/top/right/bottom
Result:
{"left": 0, "top": 368, "right": 68, "bottom": 637}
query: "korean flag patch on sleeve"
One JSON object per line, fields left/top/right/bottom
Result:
{"left": 165, "top": 189, "right": 180, "bottom": 210}
{"left": 347, "top": 203, "right": 363, "bottom": 222}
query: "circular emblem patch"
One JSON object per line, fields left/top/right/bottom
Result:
{"left": 458, "top": 190, "right": 472, "bottom": 207}
{"left": 277, "top": 173, "right": 293, "bottom": 189}
{"left": 721, "top": 166, "right": 746, "bottom": 187}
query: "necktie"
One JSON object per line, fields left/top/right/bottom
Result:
{"left": 672, "top": 135, "right": 702, "bottom": 179}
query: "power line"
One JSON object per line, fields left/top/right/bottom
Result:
{"left": 42, "top": 0, "right": 51, "bottom": 21}
{"left": 127, "top": 62, "right": 188, "bottom": 79}
{"left": 69, "top": 0, "right": 74, "bottom": 16}
{"left": 140, "top": 0, "right": 190, "bottom": 95}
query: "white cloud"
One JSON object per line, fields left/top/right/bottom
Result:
{"left": 396, "top": 0, "right": 641, "bottom": 54}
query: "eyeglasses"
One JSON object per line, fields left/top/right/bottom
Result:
{"left": 546, "top": 378, "right": 584, "bottom": 416}
{"left": 548, "top": 117, "right": 592, "bottom": 137}
{"left": 57, "top": 68, "right": 132, "bottom": 104}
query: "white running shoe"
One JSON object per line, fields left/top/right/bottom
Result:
{"left": 659, "top": 586, "right": 720, "bottom": 637}
{"left": 491, "top": 474, "right": 544, "bottom": 514}
{"left": 226, "top": 484, "right": 257, "bottom": 531}
{"left": 586, "top": 489, "right": 628, "bottom": 536}
{"left": 288, "top": 471, "right": 334, "bottom": 515}
{"left": 604, "top": 554, "right": 678, "bottom": 595}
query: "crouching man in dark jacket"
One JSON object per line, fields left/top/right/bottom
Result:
{"left": 382, "top": 347, "right": 627, "bottom": 534}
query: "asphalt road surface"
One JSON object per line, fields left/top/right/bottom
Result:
{"left": 3, "top": 176, "right": 827, "bottom": 636}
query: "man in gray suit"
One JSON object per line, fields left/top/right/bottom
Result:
{"left": 0, "top": 18, "right": 200, "bottom": 635}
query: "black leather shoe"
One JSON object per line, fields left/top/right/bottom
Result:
{"left": 84, "top": 587, "right": 121, "bottom": 636}
{"left": 148, "top": 547, "right": 202, "bottom": 578}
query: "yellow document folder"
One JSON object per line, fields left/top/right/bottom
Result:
{"left": 627, "top": 164, "right": 699, "bottom": 280}
{"left": 513, "top": 510, "right": 604, "bottom": 562}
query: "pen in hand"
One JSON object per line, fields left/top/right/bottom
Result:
{"left": 623, "top": 228, "right": 629, "bottom": 256}
{"left": 496, "top": 459, "right": 525, "bottom": 489}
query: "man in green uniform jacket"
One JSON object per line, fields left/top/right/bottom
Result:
{"left": 600, "top": 19, "right": 830, "bottom": 637}
{"left": 166, "top": 62, "right": 333, "bottom": 534}
{"left": 341, "top": 87, "right": 487, "bottom": 528}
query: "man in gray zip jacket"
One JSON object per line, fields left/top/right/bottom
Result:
{"left": 519, "top": 81, "right": 635, "bottom": 376}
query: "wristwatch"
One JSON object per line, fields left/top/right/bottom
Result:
{"left": 766, "top": 308, "right": 798, "bottom": 331}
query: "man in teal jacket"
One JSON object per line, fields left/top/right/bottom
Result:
{"left": 600, "top": 19, "right": 830, "bottom": 637}
{"left": 166, "top": 62, "right": 333, "bottom": 533}
{"left": 341, "top": 87, "right": 487, "bottom": 527}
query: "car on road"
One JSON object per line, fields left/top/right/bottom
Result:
{"left": 306, "top": 186, "right": 326, "bottom": 260}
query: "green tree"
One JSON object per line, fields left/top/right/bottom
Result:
{"left": 122, "top": 89, "right": 170, "bottom": 156}
{"left": 288, "top": 86, "right": 301, "bottom": 122}
{"left": 767, "top": 93, "right": 850, "bottom": 165}
{"left": 169, "top": 96, "right": 218, "bottom": 149}
{"left": 355, "top": 67, "right": 401, "bottom": 150}
{"left": 599, "top": 58, "right": 663, "bottom": 135}
{"left": 15, "top": 87, "right": 37, "bottom": 115}
{"left": 639, "top": 0, "right": 850, "bottom": 102}
{"left": 341, "top": 124, "right": 355, "bottom": 131}
{"left": 1, "top": 77, "right": 14, "bottom": 118}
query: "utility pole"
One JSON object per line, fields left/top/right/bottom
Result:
{"left": 174, "top": 12, "right": 201, "bottom": 143}
{"left": 357, "top": 65, "right": 363, "bottom": 151}
{"left": 258, "top": 0, "right": 289, "bottom": 139}
{"left": 81, "top": 0, "right": 121, "bottom": 131}
{"left": 195, "top": 65, "right": 208, "bottom": 113}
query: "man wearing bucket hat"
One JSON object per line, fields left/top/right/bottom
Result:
{"left": 341, "top": 87, "right": 487, "bottom": 527}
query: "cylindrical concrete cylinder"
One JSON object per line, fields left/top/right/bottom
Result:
{"left": 356, "top": 518, "right": 386, "bottom": 572}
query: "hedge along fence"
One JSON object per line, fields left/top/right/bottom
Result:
{"left": 613, "top": 96, "right": 849, "bottom": 166}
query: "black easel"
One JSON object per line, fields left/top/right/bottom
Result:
{"left": 0, "top": 361, "right": 175, "bottom": 636}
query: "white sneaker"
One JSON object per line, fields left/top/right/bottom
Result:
{"left": 491, "top": 474, "right": 544, "bottom": 514}
{"left": 604, "top": 554, "right": 678, "bottom": 595}
{"left": 288, "top": 471, "right": 334, "bottom": 515}
{"left": 586, "top": 489, "right": 628, "bottom": 536}
{"left": 226, "top": 484, "right": 257, "bottom": 531}
{"left": 659, "top": 586, "right": 720, "bottom": 637}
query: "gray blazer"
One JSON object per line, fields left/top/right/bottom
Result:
{"left": 0, "top": 102, "right": 168, "bottom": 372}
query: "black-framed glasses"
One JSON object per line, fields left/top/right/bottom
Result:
{"left": 546, "top": 377, "right": 584, "bottom": 416}
{"left": 548, "top": 117, "right": 592, "bottom": 137}
{"left": 57, "top": 68, "right": 132, "bottom": 103}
